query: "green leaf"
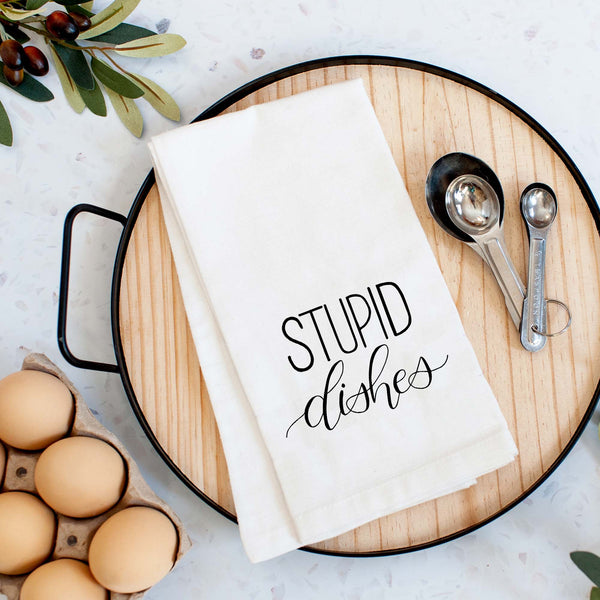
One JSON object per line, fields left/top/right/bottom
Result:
{"left": 0, "top": 61, "right": 54, "bottom": 102}
{"left": 87, "top": 22, "right": 153, "bottom": 44}
{"left": 49, "top": 45, "right": 84, "bottom": 114}
{"left": 0, "top": 5, "right": 41, "bottom": 20}
{"left": 3, "top": 24, "right": 30, "bottom": 44}
{"left": 51, "top": 42, "right": 94, "bottom": 90}
{"left": 90, "top": 56, "right": 143, "bottom": 98}
{"left": 64, "top": 3, "right": 93, "bottom": 16}
{"left": 571, "top": 552, "right": 600, "bottom": 587}
{"left": 0, "top": 99, "right": 13, "bottom": 147}
{"left": 591, "top": 588, "right": 600, "bottom": 600}
{"left": 54, "top": 0, "right": 93, "bottom": 4}
{"left": 78, "top": 0, "right": 141, "bottom": 40}
{"left": 114, "top": 33, "right": 186, "bottom": 58}
{"left": 77, "top": 78, "right": 106, "bottom": 116}
{"left": 80, "top": 1, "right": 94, "bottom": 9}
{"left": 135, "top": 74, "right": 179, "bottom": 121}
{"left": 103, "top": 85, "right": 142, "bottom": 137}
{"left": 25, "top": 0, "right": 48, "bottom": 9}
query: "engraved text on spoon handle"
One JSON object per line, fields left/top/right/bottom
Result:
{"left": 520, "top": 236, "right": 548, "bottom": 351}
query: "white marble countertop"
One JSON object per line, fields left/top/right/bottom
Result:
{"left": 2, "top": 1, "right": 600, "bottom": 598}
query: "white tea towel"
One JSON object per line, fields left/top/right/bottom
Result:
{"left": 149, "top": 79, "right": 517, "bottom": 562}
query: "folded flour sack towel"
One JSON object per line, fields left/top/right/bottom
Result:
{"left": 149, "top": 78, "right": 517, "bottom": 562}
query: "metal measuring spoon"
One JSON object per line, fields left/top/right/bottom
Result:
{"left": 426, "top": 153, "right": 525, "bottom": 333}
{"left": 444, "top": 175, "right": 525, "bottom": 330}
{"left": 519, "top": 183, "right": 557, "bottom": 352}
{"left": 425, "top": 152, "right": 505, "bottom": 243}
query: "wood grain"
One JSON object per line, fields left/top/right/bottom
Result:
{"left": 118, "top": 64, "right": 600, "bottom": 554}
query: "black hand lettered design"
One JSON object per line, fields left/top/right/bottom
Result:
{"left": 282, "top": 282, "right": 411, "bottom": 372}
{"left": 285, "top": 345, "right": 449, "bottom": 437}
{"left": 281, "top": 281, "right": 449, "bottom": 438}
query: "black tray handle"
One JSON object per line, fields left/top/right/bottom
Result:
{"left": 58, "top": 203, "right": 127, "bottom": 373}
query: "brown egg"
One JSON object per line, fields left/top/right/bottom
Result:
{"left": 35, "top": 436, "right": 126, "bottom": 518}
{"left": 0, "top": 442, "right": 5, "bottom": 487}
{"left": 21, "top": 559, "right": 108, "bottom": 600}
{"left": 0, "top": 370, "right": 73, "bottom": 450}
{"left": 0, "top": 491, "right": 56, "bottom": 575}
{"left": 89, "top": 506, "right": 178, "bottom": 593}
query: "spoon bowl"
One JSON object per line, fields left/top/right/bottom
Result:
{"left": 425, "top": 152, "right": 505, "bottom": 243}
{"left": 445, "top": 174, "right": 501, "bottom": 236}
{"left": 520, "top": 184, "right": 557, "bottom": 231}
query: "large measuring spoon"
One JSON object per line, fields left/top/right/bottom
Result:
{"left": 519, "top": 183, "right": 558, "bottom": 352}
{"left": 445, "top": 175, "right": 525, "bottom": 330}
{"left": 425, "top": 153, "right": 525, "bottom": 333}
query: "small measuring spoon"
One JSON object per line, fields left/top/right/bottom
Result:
{"left": 519, "top": 183, "right": 558, "bottom": 352}
{"left": 443, "top": 174, "right": 525, "bottom": 331}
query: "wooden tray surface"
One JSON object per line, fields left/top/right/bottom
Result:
{"left": 117, "top": 60, "right": 600, "bottom": 555}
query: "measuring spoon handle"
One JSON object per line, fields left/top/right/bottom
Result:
{"left": 520, "top": 235, "right": 548, "bottom": 351}
{"left": 479, "top": 236, "right": 525, "bottom": 331}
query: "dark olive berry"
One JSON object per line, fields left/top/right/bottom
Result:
{"left": 23, "top": 46, "right": 49, "bottom": 77}
{"left": 3, "top": 64, "right": 24, "bottom": 87}
{"left": 0, "top": 39, "right": 25, "bottom": 70}
{"left": 45, "top": 11, "right": 79, "bottom": 41}
{"left": 69, "top": 11, "right": 91, "bottom": 32}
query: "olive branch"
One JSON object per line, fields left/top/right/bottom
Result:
{"left": 0, "top": 0, "right": 186, "bottom": 146}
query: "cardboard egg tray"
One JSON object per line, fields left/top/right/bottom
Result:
{"left": 0, "top": 353, "right": 192, "bottom": 600}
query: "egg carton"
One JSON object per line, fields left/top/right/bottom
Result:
{"left": 0, "top": 353, "right": 192, "bottom": 600}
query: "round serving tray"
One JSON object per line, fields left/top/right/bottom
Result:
{"left": 61, "top": 56, "right": 600, "bottom": 557}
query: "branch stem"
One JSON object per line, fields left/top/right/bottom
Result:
{"left": 18, "top": 22, "right": 114, "bottom": 52}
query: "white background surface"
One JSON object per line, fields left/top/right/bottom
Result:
{"left": 2, "top": 1, "right": 600, "bottom": 598}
